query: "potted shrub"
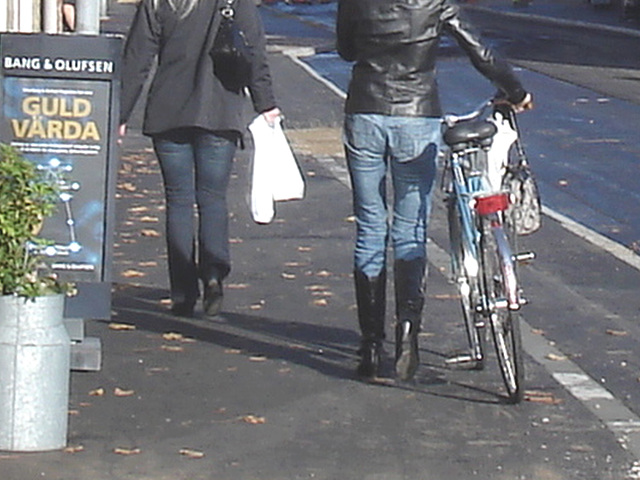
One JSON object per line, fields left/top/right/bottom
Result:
{"left": 0, "top": 143, "right": 74, "bottom": 452}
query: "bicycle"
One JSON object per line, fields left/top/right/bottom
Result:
{"left": 440, "top": 98, "right": 534, "bottom": 404}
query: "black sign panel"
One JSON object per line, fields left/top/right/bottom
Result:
{"left": 0, "top": 33, "right": 122, "bottom": 319}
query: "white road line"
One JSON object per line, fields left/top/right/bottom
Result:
{"left": 543, "top": 205, "right": 640, "bottom": 271}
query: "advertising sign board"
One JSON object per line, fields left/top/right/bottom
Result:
{"left": 0, "top": 33, "right": 122, "bottom": 320}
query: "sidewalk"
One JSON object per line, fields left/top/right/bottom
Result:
{"left": 0, "top": 1, "right": 637, "bottom": 479}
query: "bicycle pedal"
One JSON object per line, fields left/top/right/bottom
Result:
{"left": 514, "top": 251, "right": 535, "bottom": 264}
{"left": 445, "top": 352, "right": 482, "bottom": 369}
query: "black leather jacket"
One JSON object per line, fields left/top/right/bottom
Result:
{"left": 337, "top": 0, "right": 526, "bottom": 117}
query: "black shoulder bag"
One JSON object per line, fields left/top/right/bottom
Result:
{"left": 210, "top": 0, "right": 252, "bottom": 91}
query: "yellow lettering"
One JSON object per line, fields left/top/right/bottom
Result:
{"left": 74, "top": 98, "right": 91, "bottom": 117}
{"left": 41, "top": 97, "right": 59, "bottom": 117}
{"left": 63, "top": 121, "right": 82, "bottom": 139}
{"left": 10, "top": 119, "right": 30, "bottom": 137}
{"left": 22, "top": 97, "right": 41, "bottom": 116}
{"left": 47, "top": 120, "right": 64, "bottom": 138}
{"left": 81, "top": 121, "right": 100, "bottom": 141}
{"left": 27, "top": 119, "right": 46, "bottom": 138}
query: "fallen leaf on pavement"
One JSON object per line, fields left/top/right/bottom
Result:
{"left": 179, "top": 448, "right": 205, "bottom": 459}
{"left": 128, "top": 206, "right": 149, "bottom": 213}
{"left": 606, "top": 329, "right": 628, "bottom": 337}
{"left": 64, "top": 445, "right": 84, "bottom": 453}
{"left": 431, "top": 294, "right": 459, "bottom": 300}
{"left": 163, "top": 332, "right": 184, "bottom": 341}
{"left": 250, "top": 301, "right": 265, "bottom": 310}
{"left": 311, "top": 291, "right": 333, "bottom": 297}
{"left": 305, "top": 284, "right": 329, "bottom": 292}
{"left": 546, "top": 353, "right": 567, "bottom": 361}
{"left": 140, "top": 229, "right": 161, "bottom": 237}
{"left": 121, "top": 269, "right": 146, "bottom": 278}
{"left": 161, "top": 345, "right": 184, "bottom": 352}
{"left": 114, "top": 387, "right": 135, "bottom": 397}
{"left": 113, "top": 447, "right": 141, "bottom": 456}
{"left": 108, "top": 322, "right": 136, "bottom": 331}
{"left": 240, "top": 415, "right": 266, "bottom": 424}
{"left": 138, "top": 261, "right": 158, "bottom": 267}
{"left": 524, "top": 390, "right": 563, "bottom": 405}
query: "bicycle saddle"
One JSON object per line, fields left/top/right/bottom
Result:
{"left": 443, "top": 120, "right": 497, "bottom": 148}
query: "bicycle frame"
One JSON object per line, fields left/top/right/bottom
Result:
{"left": 441, "top": 99, "right": 530, "bottom": 402}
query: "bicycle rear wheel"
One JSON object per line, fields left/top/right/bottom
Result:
{"left": 447, "top": 197, "right": 485, "bottom": 370}
{"left": 482, "top": 223, "right": 524, "bottom": 403}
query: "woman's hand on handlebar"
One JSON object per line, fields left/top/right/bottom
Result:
{"left": 495, "top": 92, "right": 533, "bottom": 113}
{"left": 512, "top": 92, "right": 533, "bottom": 113}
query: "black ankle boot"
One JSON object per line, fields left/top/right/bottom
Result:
{"left": 395, "top": 314, "right": 420, "bottom": 381}
{"left": 357, "top": 341, "right": 382, "bottom": 378}
{"left": 394, "top": 258, "right": 426, "bottom": 381}
{"left": 354, "top": 269, "right": 386, "bottom": 378}
{"left": 203, "top": 279, "right": 223, "bottom": 316}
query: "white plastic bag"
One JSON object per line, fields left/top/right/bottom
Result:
{"left": 486, "top": 109, "right": 517, "bottom": 192}
{"left": 248, "top": 115, "right": 305, "bottom": 224}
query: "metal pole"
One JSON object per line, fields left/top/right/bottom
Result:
{"left": 42, "top": 0, "right": 58, "bottom": 33}
{"left": 75, "top": 0, "right": 99, "bottom": 35}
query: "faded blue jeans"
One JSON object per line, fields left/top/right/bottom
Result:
{"left": 153, "top": 128, "right": 237, "bottom": 306}
{"left": 344, "top": 114, "right": 440, "bottom": 278}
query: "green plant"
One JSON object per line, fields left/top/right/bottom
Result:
{"left": 0, "top": 143, "right": 73, "bottom": 298}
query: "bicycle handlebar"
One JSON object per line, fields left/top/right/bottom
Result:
{"left": 442, "top": 98, "right": 494, "bottom": 128}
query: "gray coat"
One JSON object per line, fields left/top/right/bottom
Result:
{"left": 120, "top": 0, "right": 276, "bottom": 136}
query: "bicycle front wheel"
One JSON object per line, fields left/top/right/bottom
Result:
{"left": 483, "top": 224, "right": 524, "bottom": 403}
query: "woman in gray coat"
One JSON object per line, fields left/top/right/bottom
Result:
{"left": 120, "top": 0, "right": 280, "bottom": 317}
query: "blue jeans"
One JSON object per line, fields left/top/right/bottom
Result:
{"left": 344, "top": 114, "right": 440, "bottom": 278}
{"left": 153, "top": 128, "right": 237, "bottom": 305}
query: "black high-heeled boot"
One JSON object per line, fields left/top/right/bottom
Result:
{"left": 354, "top": 269, "right": 386, "bottom": 378}
{"left": 394, "top": 258, "right": 426, "bottom": 381}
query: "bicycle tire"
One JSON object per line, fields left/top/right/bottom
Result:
{"left": 447, "top": 197, "right": 485, "bottom": 370}
{"left": 482, "top": 224, "right": 524, "bottom": 403}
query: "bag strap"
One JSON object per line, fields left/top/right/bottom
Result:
{"left": 507, "top": 108, "right": 529, "bottom": 167}
{"left": 205, "top": 0, "right": 226, "bottom": 52}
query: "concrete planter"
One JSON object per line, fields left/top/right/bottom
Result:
{"left": 0, "top": 294, "right": 70, "bottom": 452}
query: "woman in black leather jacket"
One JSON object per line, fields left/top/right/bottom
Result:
{"left": 337, "top": 0, "right": 532, "bottom": 381}
{"left": 120, "top": 0, "right": 280, "bottom": 318}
